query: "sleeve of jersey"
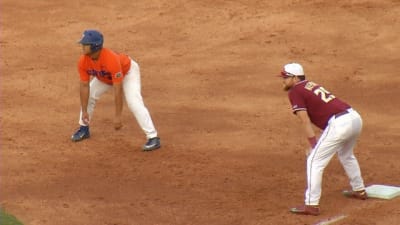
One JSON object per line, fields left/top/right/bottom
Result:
{"left": 289, "top": 89, "right": 307, "bottom": 114}
{"left": 109, "top": 56, "right": 124, "bottom": 84}
{"left": 78, "top": 56, "right": 90, "bottom": 82}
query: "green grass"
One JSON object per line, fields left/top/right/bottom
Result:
{"left": 0, "top": 209, "right": 24, "bottom": 225}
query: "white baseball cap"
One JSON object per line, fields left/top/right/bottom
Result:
{"left": 280, "top": 63, "right": 305, "bottom": 78}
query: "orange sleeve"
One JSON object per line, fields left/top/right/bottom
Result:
{"left": 78, "top": 55, "right": 90, "bottom": 82}
{"left": 104, "top": 50, "right": 124, "bottom": 84}
{"left": 119, "top": 53, "right": 131, "bottom": 75}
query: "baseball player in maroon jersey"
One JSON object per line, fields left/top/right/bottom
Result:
{"left": 279, "top": 63, "right": 367, "bottom": 216}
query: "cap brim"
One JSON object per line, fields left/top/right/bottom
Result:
{"left": 77, "top": 38, "right": 86, "bottom": 44}
{"left": 77, "top": 35, "right": 91, "bottom": 44}
{"left": 277, "top": 74, "right": 291, "bottom": 78}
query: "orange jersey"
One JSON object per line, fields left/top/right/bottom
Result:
{"left": 78, "top": 48, "right": 131, "bottom": 85}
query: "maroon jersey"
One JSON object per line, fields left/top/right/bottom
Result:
{"left": 288, "top": 80, "right": 350, "bottom": 129}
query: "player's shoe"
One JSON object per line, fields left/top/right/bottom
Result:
{"left": 142, "top": 137, "right": 161, "bottom": 151}
{"left": 342, "top": 189, "right": 368, "bottom": 200}
{"left": 290, "top": 205, "right": 320, "bottom": 216}
{"left": 71, "top": 126, "right": 90, "bottom": 142}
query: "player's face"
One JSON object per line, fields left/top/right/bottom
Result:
{"left": 282, "top": 76, "right": 295, "bottom": 91}
{"left": 81, "top": 44, "right": 92, "bottom": 55}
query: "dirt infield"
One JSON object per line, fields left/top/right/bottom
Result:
{"left": 1, "top": 0, "right": 400, "bottom": 225}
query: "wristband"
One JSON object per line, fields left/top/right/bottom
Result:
{"left": 308, "top": 137, "right": 317, "bottom": 148}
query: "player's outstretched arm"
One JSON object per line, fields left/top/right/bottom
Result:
{"left": 113, "top": 82, "right": 123, "bottom": 130}
{"left": 296, "top": 110, "right": 317, "bottom": 149}
{"left": 80, "top": 81, "right": 90, "bottom": 125}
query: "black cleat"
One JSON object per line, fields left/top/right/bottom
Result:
{"left": 142, "top": 137, "right": 161, "bottom": 151}
{"left": 71, "top": 126, "right": 90, "bottom": 142}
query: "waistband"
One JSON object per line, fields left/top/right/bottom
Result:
{"left": 334, "top": 108, "right": 353, "bottom": 119}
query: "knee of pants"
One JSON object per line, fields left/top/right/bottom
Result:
{"left": 126, "top": 93, "right": 144, "bottom": 109}
{"left": 127, "top": 101, "right": 146, "bottom": 114}
{"left": 88, "top": 96, "right": 98, "bottom": 104}
{"left": 89, "top": 91, "right": 101, "bottom": 100}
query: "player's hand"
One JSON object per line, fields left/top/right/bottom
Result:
{"left": 82, "top": 112, "right": 90, "bottom": 125}
{"left": 114, "top": 116, "right": 122, "bottom": 130}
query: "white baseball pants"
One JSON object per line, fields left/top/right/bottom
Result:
{"left": 79, "top": 60, "right": 158, "bottom": 139}
{"left": 305, "top": 108, "right": 365, "bottom": 205}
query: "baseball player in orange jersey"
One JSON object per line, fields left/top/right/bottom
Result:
{"left": 279, "top": 63, "right": 367, "bottom": 216}
{"left": 71, "top": 29, "right": 160, "bottom": 151}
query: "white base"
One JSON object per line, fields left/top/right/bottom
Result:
{"left": 365, "top": 184, "right": 400, "bottom": 200}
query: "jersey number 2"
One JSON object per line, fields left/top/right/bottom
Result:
{"left": 314, "top": 87, "right": 335, "bottom": 103}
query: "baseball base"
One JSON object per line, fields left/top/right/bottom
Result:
{"left": 365, "top": 184, "right": 400, "bottom": 200}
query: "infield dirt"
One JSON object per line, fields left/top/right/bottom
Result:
{"left": 1, "top": 1, "right": 400, "bottom": 225}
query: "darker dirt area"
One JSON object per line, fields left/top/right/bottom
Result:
{"left": 1, "top": 0, "right": 400, "bottom": 225}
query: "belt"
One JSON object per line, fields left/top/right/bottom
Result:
{"left": 334, "top": 109, "right": 349, "bottom": 118}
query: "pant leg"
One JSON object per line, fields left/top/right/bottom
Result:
{"left": 305, "top": 109, "right": 365, "bottom": 205}
{"left": 78, "top": 78, "right": 111, "bottom": 126}
{"left": 122, "top": 60, "right": 158, "bottom": 139}
{"left": 305, "top": 124, "right": 338, "bottom": 205}
{"left": 337, "top": 110, "right": 365, "bottom": 191}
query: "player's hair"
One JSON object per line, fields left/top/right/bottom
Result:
{"left": 296, "top": 75, "right": 306, "bottom": 81}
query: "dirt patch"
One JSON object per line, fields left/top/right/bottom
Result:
{"left": 1, "top": 0, "right": 400, "bottom": 224}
